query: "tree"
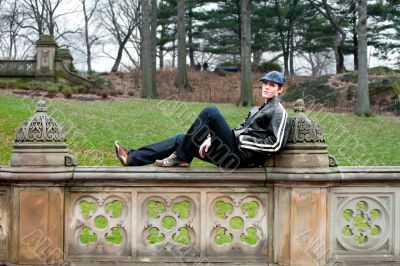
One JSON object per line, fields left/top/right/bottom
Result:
{"left": 368, "top": 1, "right": 400, "bottom": 66}
{"left": 239, "top": 0, "right": 253, "bottom": 106}
{"left": 175, "top": 0, "right": 188, "bottom": 90}
{"left": 141, "top": 0, "right": 155, "bottom": 98}
{"left": 0, "top": 0, "right": 27, "bottom": 59}
{"left": 157, "top": 0, "right": 176, "bottom": 69}
{"left": 356, "top": 0, "right": 370, "bottom": 116}
{"left": 272, "top": 0, "right": 305, "bottom": 75}
{"left": 308, "top": 0, "right": 355, "bottom": 74}
{"left": 101, "top": 0, "right": 140, "bottom": 72}
{"left": 151, "top": 0, "right": 157, "bottom": 94}
{"left": 198, "top": 0, "right": 241, "bottom": 57}
{"left": 21, "top": 0, "right": 47, "bottom": 37}
{"left": 81, "top": 0, "right": 101, "bottom": 72}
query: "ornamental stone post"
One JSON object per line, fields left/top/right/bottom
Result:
{"left": 35, "top": 35, "right": 58, "bottom": 82}
{"left": 10, "top": 100, "right": 76, "bottom": 265}
{"left": 272, "top": 99, "right": 335, "bottom": 266}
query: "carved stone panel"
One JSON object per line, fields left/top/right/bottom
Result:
{"left": 66, "top": 192, "right": 131, "bottom": 258}
{"left": 0, "top": 189, "right": 8, "bottom": 259}
{"left": 206, "top": 192, "right": 269, "bottom": 260}
{"left": 330, "top": 191, "right": 394, "bottom": 257}
{"left": 137, "top": 192, "right": 200, "bottom": 260}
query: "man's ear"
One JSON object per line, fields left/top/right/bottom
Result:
{"left": 279, "top": 85, "right": 288, "bottom": 96}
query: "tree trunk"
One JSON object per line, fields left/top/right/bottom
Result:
{"left": 151, "top": 0, "right": 157, "bottom": 96}
{"left": 141, "top": 0, "right": 154, "bottom": 98}
{"left": 175, "top": 0, "right": 188, "bottom": 90}
{"left": 333, "top": 30, "right": 345, "bottom": 74}
{"left": 353, "top": 14, "right": 359, "bottom": 70}
{"left": 172, "top": 38, "right": 176, "bottom": 68}
{"left": 82, "top": 0, "right": 92, "bottom": 72}
{"left": 289, "top": 29, "right": 295, "bottom": 75}
{"left": 239, "top": 0, "right": 253, "bottom": 107}
{"left": 111, "top": 45, "right": 123, "bottom": 72}
{"left": 253, "top": 51, "right": 262, "bottom": 66}
{"left": 283, "top": 51, "right": 289, "bottom": 76}
{"left": 356, "top": 0, "right": 370, "bottom": 115}
{"left": 188, "top": 9, "right": 195, "bottom": 67}
{"left": 159, "top": 46, "right": 164, "bottom": 69}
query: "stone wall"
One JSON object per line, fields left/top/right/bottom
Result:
{"left": 0, "top": 166, "right": 399, "bottom": 265}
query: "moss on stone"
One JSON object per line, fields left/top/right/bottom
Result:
{"left": 355, "top": 234, "right": 367, "bottom": 245}
{"left": 370, "top": 209, "right": 380, "bottom": 220}
{"left": 353, "top": 214, "right": 369, "bottom": 230}
{"left": 172, "top": 227, "right": 191, "bottom": 245}
{"left": 162, "top": 216, "right": 176, "bottom": 230}
{"left": 215, "top": 201, "right": 233, "bottom": 219}
{"left": 79, "top": 226, "right": 97, "bottom": 244}
{"left": 36, "top": 35, "right": 57, "bottom": 46}
{"left": 229, "top": 216, "right": 244, "bottom": 230}
{"left": 240, "top": 227, "right": 258, "bottom": 246}
{"left": 215, "top": 227, "right": 232, "bottom": 246}
{"left": 94, "top": 215, "right": 108, "bottom": 229}
{"left": 342, "top": 225, "right": 353, "bottom": 236}
{"left": 241, "top": 201, "right": 259, "bottom": 218}
{"left": 105, "top": 227, "right": 123, "bottom": 245}
{"left": 106, "top": 200, "right": 123, "bottom": 218}
{"left": 147, "top": 200, "right": 165, "bottom": 219}
{"left": 370, "top": 225, "right": 380, "bottom": 236}
{"left": 80, "top": 200, "right": 97, "bottom": 219}
{"left": 342, "top": 209, "right": 353, "bottom": 220}
{"left": 172, "top": 200, "right": 191, "bottom": 219}
{"left": 147, "top": 227, "right": 165, "bottom": 244}
{"left": 356, "top": 201, "right": 367, "bottom": 211}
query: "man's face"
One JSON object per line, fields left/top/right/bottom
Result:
{"left": 261, "top": 81, "right": 281, "bottom": 99}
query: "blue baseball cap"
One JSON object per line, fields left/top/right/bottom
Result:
{"left": 259, "top": 71, "right": 285, "bottom": 86}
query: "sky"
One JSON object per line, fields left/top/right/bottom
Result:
{"left": 45, "top": 0, "right": 400, "bottom": 74}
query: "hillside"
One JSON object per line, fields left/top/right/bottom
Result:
{"left": 0, "top": 67, "right": 399, "bottom": 116}
{"left": 0, "top": 93, "right": 399, "bottom": 167}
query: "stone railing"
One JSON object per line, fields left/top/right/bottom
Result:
{"left": 0, "top": 60, "right": 35, "bottom": 77}
{"left": 0, "top": 166, "right": 400, "bottom": 265}
{"left": 1, "top": 100, "right": 399, "bottom": 265}
{"left": 0, "top": 35, "right": 93, "bottom": 88}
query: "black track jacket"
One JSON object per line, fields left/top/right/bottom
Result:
{"left": 232, "top": 96, "right": 290, "bottom": 166}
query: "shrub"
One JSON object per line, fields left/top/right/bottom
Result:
{"left": 255, "top": 61, "right": 282, "bottom": 73}
{"left": 28, "top": 80, "right": 43, "bottom": 90}
{"left": 46, "top": 86, "right": 58, "bottom": 98}
{"left": 89, "top": 72, "right": 107, "bottom": 90}
{"left": 62, "top": 87, "right": 74, "bottom": 98}
{"left": 96, "top": 89, "right": 110, "bottom": 98}
{"left": 214, "top": 66, "right": 227, "bottom": 76}
{"left": 0, "top": 80, "right": 10, "bottom": 88}
{"left": 73, "top": 85, "right": 87, "bottom": 94}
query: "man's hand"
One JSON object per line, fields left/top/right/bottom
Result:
{"left": 199, "top": 137, "right": 212, "bottom": 158}
{"left": 239, "top": 135, "right": 244, "bottom": 141}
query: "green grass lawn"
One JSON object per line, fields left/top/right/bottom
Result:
{"left": 0, "top": 93, "right": 399, "bottom": 166}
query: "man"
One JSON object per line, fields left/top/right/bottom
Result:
{"left": 115, "top": 71, "right": 290, "bottom": 168}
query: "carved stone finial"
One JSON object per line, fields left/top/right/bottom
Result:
{"left": 15, "top": 100, "right": 66, "bottom": 142}
{"left": 272, "top": 99, "right": 331, "bottom": 168}
{"left": 287, "top": 115, "right": 325, "bottom": 143}
{"left": 293, "top": 98, "right": 306, "bottom": 112}
{"left": 37, "top": 99, "right": 47, "bottom": 112}
{"left": 11, "top": 100, "right": 77, "bottom": 167}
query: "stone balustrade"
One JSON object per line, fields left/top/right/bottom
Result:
{"left": 0, "top": 100, "right": 399, "bottom": 265}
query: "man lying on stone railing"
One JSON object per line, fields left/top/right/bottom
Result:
{"left": 115, "top": 71, "right": 290, "bottom": 169}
